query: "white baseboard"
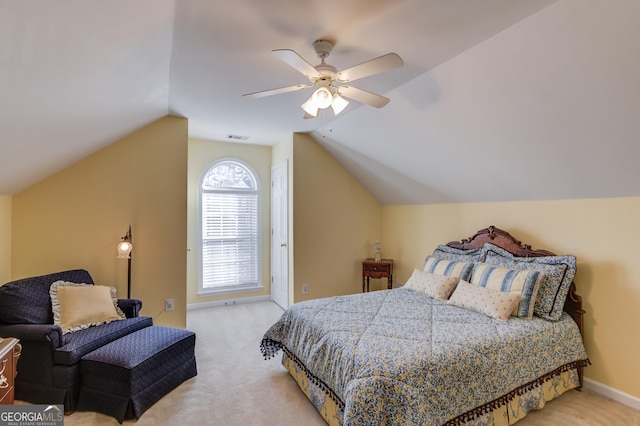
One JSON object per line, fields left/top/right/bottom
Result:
{"left": 187, "top": 295, "right": 271, "bottom": 311}
{"left": 584, "top": 377, "right": 640, "bottom": 411}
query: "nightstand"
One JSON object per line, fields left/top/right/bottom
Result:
{"left": 0, "top": 338, "right": 21, "bottom": 405}
{"left": 362, "top": 258, "right": 393, "bottom": 292}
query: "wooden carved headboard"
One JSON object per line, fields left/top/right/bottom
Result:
{"left": 446, "top": 226, "right": 585, "bottom": 338}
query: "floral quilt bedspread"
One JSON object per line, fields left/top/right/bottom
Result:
{"left": 261, "top": 288, "right": 589, "bottom": 425}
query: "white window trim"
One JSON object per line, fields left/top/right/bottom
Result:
{"left": 197, "top": 158, "right": 262, "bottom": 297}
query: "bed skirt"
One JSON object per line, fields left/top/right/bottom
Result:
{"left": 282, "top": 350, "right": 584, "bottom": 426}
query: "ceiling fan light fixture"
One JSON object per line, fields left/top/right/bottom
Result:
{"left": 301, "top": 95, "right": 319, "bottom": 117}
{"left": 331, "top": 93, "right": 349, "bottom": 115}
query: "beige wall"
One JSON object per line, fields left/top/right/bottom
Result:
{"left": 11, "top": 116, "right": 188, "bottom": 327}
{"left": 292, "top": 133, "right": 382, "bottom": 300}
{"left": 0, "top": 196, "right": 11, "bottom": 284}
{"left": 186, "top": 138, "right": 272, "bottom": 305}
{"left": 382, "top": 197, "right": 640, "bottom": 398}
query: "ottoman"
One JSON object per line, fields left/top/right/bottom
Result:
{"left": 77, "top": 326, "right": 197, "bottom": 422}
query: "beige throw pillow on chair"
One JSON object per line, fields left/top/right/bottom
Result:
{"left": 50, "top": 281, "right": 125, "bottom": 334}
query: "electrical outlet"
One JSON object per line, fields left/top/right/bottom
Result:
{"left": 302, "top": 284, "right": 308, "bottom": 294}
{"left": 165, "top": 299, "right": 174, "bottom": 311}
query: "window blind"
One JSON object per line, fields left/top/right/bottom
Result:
{"left": 201, "top": 190, "right": 258, "bottom": 289}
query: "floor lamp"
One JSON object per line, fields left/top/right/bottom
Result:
{"left": 117, "top": 225, "right": 133, "bottom": 298}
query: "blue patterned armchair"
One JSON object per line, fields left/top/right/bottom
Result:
{"left": 0, "top": 269, "right": 153, "bottom": 411}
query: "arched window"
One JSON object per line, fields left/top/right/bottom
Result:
{"left": 199, "top": 160, "right": 260, "bottom": 294}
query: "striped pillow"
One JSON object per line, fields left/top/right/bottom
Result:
{"left": 470, "top": 263, "right": 542, "bottom": 319}
{"left": 423, "top": 256, "right": 474, "bottom": 281}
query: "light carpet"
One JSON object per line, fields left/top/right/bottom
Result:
{"left": 27, "top": 301, "right": 640, "bottom": 425}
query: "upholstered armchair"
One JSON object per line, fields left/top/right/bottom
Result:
{"left": 0, "top": 269, "right": 152, "bottom": 411}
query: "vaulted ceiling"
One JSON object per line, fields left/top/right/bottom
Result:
{"left": 2, "top": 0, "right": 639, "bottom": 204}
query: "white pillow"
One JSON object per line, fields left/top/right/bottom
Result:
{"left": 448, "top": 280, "right": 522, "bottom": 321}
{"left": 403, "top": 269, "right": 459, "bottom": 300}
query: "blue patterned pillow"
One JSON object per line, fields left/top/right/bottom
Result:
{"left": 470, "top": 263, "right": 542, "bottom": 319}
{"left": 423, "top": 256, "right": 474, "bottom": 281}
{"left": 431, "top": 245, "right": 487, "bottom": 263}
{"left": 483, "top": 243, "right": 576, "bottom": 321}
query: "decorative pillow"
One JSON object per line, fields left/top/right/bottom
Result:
{"left": 448, "top": 280, "right": 522, "bottom": 321}
{"left": 423, "top": 256, "right": 474, "bottom": 281}
{"left": 469, "top": 263, "right": 542, "bottom": 319}
{"left": 50, "top": 281, "right": 125, "bottom": 334}
{"left": 483, "top": 243, "right": 577, "bottom": 321}
{"left": 403, "top": 269, "right": 459, "bottom": 300}
{"left": 431, "top": 245, "right": 487, "bottom": 263}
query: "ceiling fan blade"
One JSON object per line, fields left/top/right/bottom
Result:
{"left": 272, "top": 49, "right": 323, "bottom": 80}
{"left": 336, "top": 53, "right": 403, "bottom": 83}
{"left": 338, "top": 86, "right": 390, "bottom": 108}
{"left": 242, "top": 84, "right": 309, "bottom": 99}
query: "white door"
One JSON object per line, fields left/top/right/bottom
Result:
{"left": 271, "top": 161, "right": 289, "bottom": 309}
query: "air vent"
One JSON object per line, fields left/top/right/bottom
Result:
{"left": 227, "top": 134, "right": 249, "bottom": 141}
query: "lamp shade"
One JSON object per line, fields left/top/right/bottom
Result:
{"left": 312, "top": 87, "right": 332, "bottom": 109}
{"left": 301, "top": 94, "right": 319, "bottom": 117}
{"left": 117, "top": 240, "right": 132, "bottom": 259}
{"left": 331, "top": 94, "right": 349, "bottom": 115}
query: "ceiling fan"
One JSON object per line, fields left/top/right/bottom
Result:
{"left": 242, "top": 39, "right": 404, "bottom": 118}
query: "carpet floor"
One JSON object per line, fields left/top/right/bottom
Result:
{"left": 28, "top": 301, "right": 640, "bottom": 425}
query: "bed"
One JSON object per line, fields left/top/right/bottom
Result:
{"left": 261, "top": 226, "right": 590, "bottom": 425}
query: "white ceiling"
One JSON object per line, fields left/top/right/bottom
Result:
{"left": 2, "top": 0, "right": 639, "bottom": 204}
